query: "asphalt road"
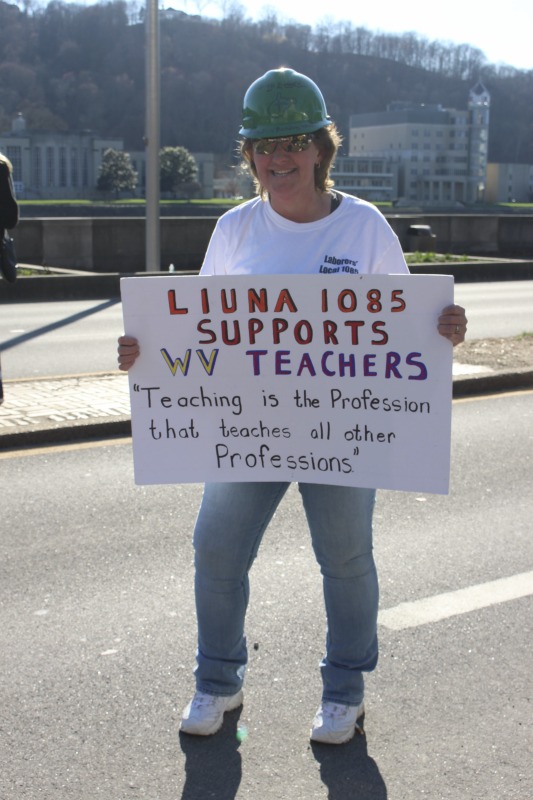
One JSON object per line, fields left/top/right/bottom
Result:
{"left": 1, "top": 280, "right": 533, "bottom": 380}
{"left": 1, "top": 390, "right": 531, "bottom": 799}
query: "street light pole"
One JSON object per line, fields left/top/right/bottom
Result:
{"left": 145, "top": 0, "right": 160, "bottom": 271}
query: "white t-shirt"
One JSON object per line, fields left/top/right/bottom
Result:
{"left": 200, "top": 193, "right": 409, "bottom": 277}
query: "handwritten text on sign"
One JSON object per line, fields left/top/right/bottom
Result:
{"left": 120, "top": 274, "right": 453, "bottom": 493}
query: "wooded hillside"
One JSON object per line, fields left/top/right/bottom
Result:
{"left": 1, "top": 1, "right": 532, "bottom": 165}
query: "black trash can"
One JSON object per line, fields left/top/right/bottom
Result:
{"left": 406, "top": 224, "right": 436, "bottom": 253}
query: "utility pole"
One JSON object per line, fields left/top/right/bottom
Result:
{"left": 145, "top": 0, "right": 160, "bottom": 270}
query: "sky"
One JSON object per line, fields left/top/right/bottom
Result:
{"left": 157, "top": 0, "right": 533, "bottom": 71}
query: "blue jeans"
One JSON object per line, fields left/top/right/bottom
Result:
{"left": 192, "top": 482, "right": 378, "bottom": 706}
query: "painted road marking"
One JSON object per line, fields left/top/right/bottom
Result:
{"left": 378, "top": 571, "right": 533, "bottom": 630}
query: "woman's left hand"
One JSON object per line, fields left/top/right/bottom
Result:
{"left": 438, "top": 304, "right": 467, "bottom": 346}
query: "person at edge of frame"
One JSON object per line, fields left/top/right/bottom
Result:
{"left": 117, "top": 68, "right": 468, "bottom": 745}
{"left": 0, "top": 152, "right": 20, "bottom": 404}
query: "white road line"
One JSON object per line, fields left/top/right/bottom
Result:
{"left": 378, "top": 571, "right": 533, "bottom": 630}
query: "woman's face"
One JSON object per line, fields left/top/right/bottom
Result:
{"left": 252, "top": 136, "right": 321, "bottom": 206}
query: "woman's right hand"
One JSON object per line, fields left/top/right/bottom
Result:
{"left": 117, "top": 335, "right": 140, "bottom": 371}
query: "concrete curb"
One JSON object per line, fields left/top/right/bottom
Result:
{"left": 451, "top": 366, "right": 533, "bottom": 397}
{"left": 1, "top": 368, "right": 531, "bottom": 451}
{"left": 0, "top": 415, "right": 132, "bottom": 449}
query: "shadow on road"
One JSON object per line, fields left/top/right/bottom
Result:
{"left": 177, "top": 707, "right": 387, "bottom": 800}
{"left": 179, "top": 707, "right": 243, "bottom": 800}
{"left": 0, "top": 298, "right": 120, "bottom": 352}
{"left": 311, "top": 727, "right": 388, "bottom": 799}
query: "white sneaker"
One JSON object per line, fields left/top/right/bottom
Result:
{"left": 179, "top": 690, "right": 244, "bottom": 736}
{"left": 310, "top": 700, "right": 365, "bottom": 744}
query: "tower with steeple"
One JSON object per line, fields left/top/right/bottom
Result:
{"left": 467, "top": 82, "right": 490, "bottom": 203}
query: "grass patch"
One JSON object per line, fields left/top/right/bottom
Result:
{"left": 405, "top": 251, "right": 469, "bottom": 263}
{"left": 18, "top": 199, "right": 94, "bottom": 206}
{"left": 16, "top": 266, "right": 57, "bottom": 276}
{"left": 17, "top": 197, "right": 244, "bottom": 207}
{"left": 498, "top": 203, "right": 533, "bottom": 209}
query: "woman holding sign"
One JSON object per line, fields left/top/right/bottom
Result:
{"left": 118, "top": 68, "right": 467, "bottom": 744}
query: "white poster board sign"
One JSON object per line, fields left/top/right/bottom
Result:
{"left": 121, "top": 274, "right": 454, "bottom": 493}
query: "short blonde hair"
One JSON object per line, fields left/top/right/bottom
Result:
{"left": 240, "top": 123, "right": 342, "bottom": 199}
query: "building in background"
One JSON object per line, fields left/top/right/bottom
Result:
{"left": 0, "top": 113, "right": 123, "bottom": 199}
{"left": 331, "top": 155, "right": 396, "bottom": 202}
{"left": 0, "top": 113, "right": 212, "bottom": 200}
{"left": 348, "top": 83, "right": 491, "bottom": 205}
{"left": 486, "top": 163, "right": 533, "bottom": 203}
{"left": 4, "top": 90, "right": 533, "bottom": 206}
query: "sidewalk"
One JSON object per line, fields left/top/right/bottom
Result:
{"left": 1, "top": 364, "right": 532, "bottom": 449}
{"left": 0, "top": 372, "right": 131, "bottom": 448}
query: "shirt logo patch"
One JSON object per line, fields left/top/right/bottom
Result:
{"left": 319, "top": 254, "right": 359, "bottom": 274}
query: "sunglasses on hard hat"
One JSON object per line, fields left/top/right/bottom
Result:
{"left": 252, "top": 134, "right": 315, "bottom": 156}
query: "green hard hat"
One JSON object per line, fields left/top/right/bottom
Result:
{"left": 240, "top": 68, "right": 331, "bottom": 138}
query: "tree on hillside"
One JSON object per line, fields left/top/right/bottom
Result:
{"left": 96, "top": 148, "right": 138, "bottom": 197}
{"left": 1, "top": 2, "right": 532, "bottom": 164}
{"left": 159, "top": 146, "right": 199, "bottom": 197}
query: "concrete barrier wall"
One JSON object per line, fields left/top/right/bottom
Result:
{"left": 16, "top": 219, "right": 44, "bottom": 265}
{"left": 415, "top": 216, "right": 500, "bottom": 255}
{"left": 44, "top": 218, "right": 94, "bottom": 268}
{"left": 11, "top": 213, "right": 533, "bottom": 272}
{"left": 92, "top": 219, "right": 144, "bottom": 273}
{"left": 498, "top": 216, "right": 533, "bottom": 255}
{"left": 14, "top": 217, "right": 218, "bottom": 272}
